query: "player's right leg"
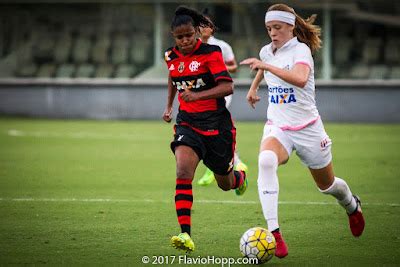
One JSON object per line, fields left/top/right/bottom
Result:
{"left": 171, "top": 145, "right": 199, "bottom": 252}
{"left": 257, "top": 129, "right": 292, "bottom": 258}
{"left": 170, "top": 126, "right": 204, "bottom": 252}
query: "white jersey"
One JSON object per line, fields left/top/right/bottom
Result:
{"left": 259, "top": 37, "right": 319, "bottom": 130}
{"left": 207, "top": 36, "right": 235, "bottom": 63}
{"left": 207, "top": 36, "right": 235, "bottom": 107}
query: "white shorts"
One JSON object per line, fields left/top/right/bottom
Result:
{"left": 261, "top": 118, "right": 332, "bottom": 169}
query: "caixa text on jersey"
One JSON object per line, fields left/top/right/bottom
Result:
{"left": 173, "top": 78, "right": 206, "bottom": 92}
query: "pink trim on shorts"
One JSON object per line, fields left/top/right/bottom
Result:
{"left": 267, "top": 116, "right": 320, "bottom": 131}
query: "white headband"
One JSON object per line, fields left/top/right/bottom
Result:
{"left": 265, "top": 10, "right": 296, "bottom": 25}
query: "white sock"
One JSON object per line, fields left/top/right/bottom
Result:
{"left": 319, "top": 177, "right": 357, "bottom": 214}
{"left": 257, "top": 150, "right": 279, "bottom": 231}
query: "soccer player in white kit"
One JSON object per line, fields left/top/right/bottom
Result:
{"left": 240, "top": 3, "right": 365, "bottom": 258}
{"left": 197, "top": 11, "right": 248, "bottom": 186}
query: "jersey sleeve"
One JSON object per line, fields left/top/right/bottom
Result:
{"left": 222, "top": 44, "right": 235, "bottom": 63}
{"left": 259, "top": 45, "right": 269, "bottom": 62}
{"left": 207, "top": 49, "right": 232, "bottom": 82}
{"left": 294, "top": 44, "right": 313, "bottom": 69}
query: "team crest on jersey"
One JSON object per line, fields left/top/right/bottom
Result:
{"left": 189, "top": 60, "right": 201, "bottom": 72}
{"left": 178, "top": 62, "right": 185, "bottom": 73}
{"left": 165, "top": 51, "right": 172, "bottom": 61}
{"left": 169, "top": 64, "right": 175, "bottom": 71}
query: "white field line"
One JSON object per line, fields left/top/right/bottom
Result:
{"left": 0, "top": 197, "right": 398, "bottom": 207}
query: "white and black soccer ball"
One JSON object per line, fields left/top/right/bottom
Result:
{"left": 240, "top": 227, "right": 276, "bottom": 264}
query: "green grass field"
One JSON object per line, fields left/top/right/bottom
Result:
{"left": 0, "top": 118, "right": 399, "bottom": 265}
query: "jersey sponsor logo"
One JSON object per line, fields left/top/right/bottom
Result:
{"left": 189, "top": 60, "right": 201, "bottom": 72}
{"left": 169, "top": 64, "right": 175, "bottom": 71}
{"left": 173, "top": 78, "right": 206, "bottom": 91}
{"left": 178, "top": 62, "right": 185, "bottom": 73}
{"left": 268, "top": 86, "right": 297, "bottom": 104}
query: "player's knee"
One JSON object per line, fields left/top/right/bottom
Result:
{"left": 216, "top": 175, "right": 232, "bottom": 191}
{"left": 258, "top": 150, "right": 278, "bottom": 171}
{"left": 218, "top": 183, "right": 231, "bottom": 191}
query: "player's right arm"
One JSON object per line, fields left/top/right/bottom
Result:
{"left": 246, "top": 69, "right": 263, "bottom": 109}
{"left": 163, "top": 74, "right": 177, "bottom": 123}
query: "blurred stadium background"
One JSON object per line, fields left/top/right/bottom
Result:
{"left": 0, "top": 0, "right": 399, "bottom": 122}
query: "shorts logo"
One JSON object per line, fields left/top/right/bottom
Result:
{"left": 178, "top": 62, "right": 185, "bottom": 73}
{"left": 177, "top": 135, "right": 184, "bottom": 141}
{"left": 189, "top": 61, "right": 201, "bottom": 72}
{"left": 227, "top": 158, "right": 234, "bottom": 172}
{"left": 320, "top": 137, "right": 332, "bottom": 149}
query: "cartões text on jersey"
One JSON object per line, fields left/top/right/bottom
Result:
{"left": 268, "top": 86, "right": 297, "bottom": 104}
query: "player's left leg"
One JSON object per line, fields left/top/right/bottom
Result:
{"left": 214, "top": 169, "right": 247, "bottom": 195}
{"left": 310, "top": 163, "right": 365, "bottom": 237}
{"left": 203, "top": 128, "right": 247, "bottom": 195}
{"left": 294, "top": 118, "right": 365, "bottom": 237}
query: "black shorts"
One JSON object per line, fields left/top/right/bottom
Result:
{"left": 171, "top": 125, "right": 236, "bottom": 175}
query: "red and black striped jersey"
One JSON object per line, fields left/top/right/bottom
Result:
{"left": 164, "top": 39, "right": 234, "bottom": 135}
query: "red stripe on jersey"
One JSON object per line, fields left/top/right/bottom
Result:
{"left": 207, "top": 51, "right": 230, "bottom": 76}
{"left": 178, "top": 94, "right": 217, "bottom": 113}
{"left": 180, "top": 122, "right": 219, "bottom": 136}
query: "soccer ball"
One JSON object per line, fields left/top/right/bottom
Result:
{"left": 240, "top": 227, "right": 276, "bottom": 264}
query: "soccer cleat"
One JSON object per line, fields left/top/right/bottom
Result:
{"left": 348, "top": 195, "right": 365, "bottom": 237}
{"left": 235, "top": 171, "right": 248, "bottom": 196}
{"left": 197, "top": 168, "right": 215, "bottom": 186}
{"left": 272, "top": 230, "right": 288, "bottom": 258}
{"left": 171, "top": 232, "right": 195, "bottom": 252}
{"left": 235, "top": 161, "right": 248, "bottom": 172}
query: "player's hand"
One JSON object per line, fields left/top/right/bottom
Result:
{"left": 180, "top": 89, "right": 198, "bottom": 102}
{"left": 162, "top": 107, "right": 173, "bottom": 123}
{"left": 246, "top": 89, "right": 260, "bottom": 109}
{"left": 240, "top": 58, "right": 265, "bottom": 71}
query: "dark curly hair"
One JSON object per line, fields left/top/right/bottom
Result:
{"left": 171, "top": 6, "right": 215, "bottom": 32}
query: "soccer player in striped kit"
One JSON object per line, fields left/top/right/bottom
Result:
{"left": 240, "top": 3, "right": 365, "bottom": 258}
{"left": 162, "top": 6, "right": 248, "bottom": 252}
